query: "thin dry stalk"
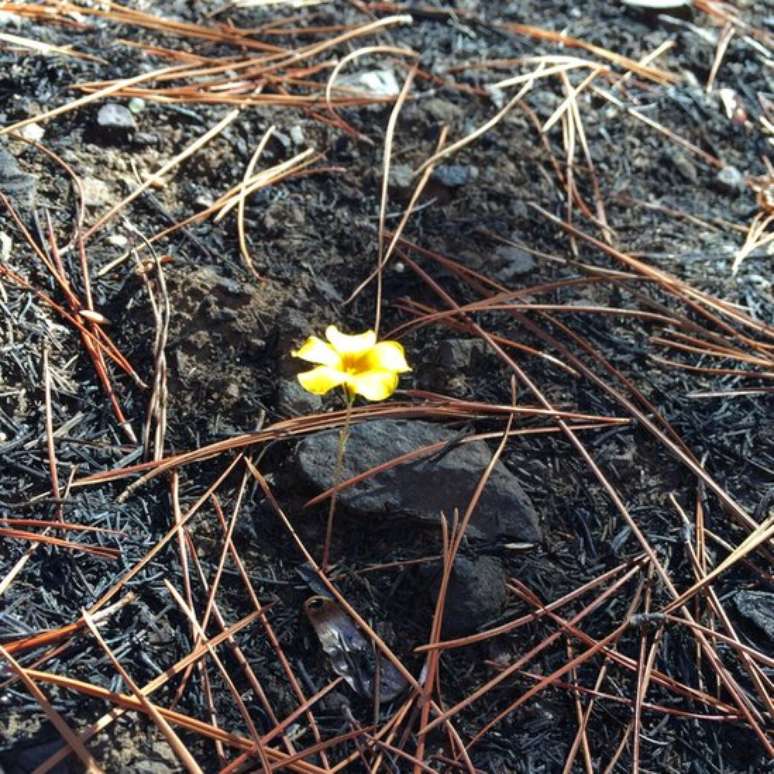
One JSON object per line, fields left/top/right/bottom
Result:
{"left": 706, "top": 23, "right": 735, "bottom": 92}
{"left": 374, "top": 62, "right": 417, "bottom": 334}
{"left": 236, "top": 126, "right": 276, "bottom": 280}
{"left": 163, "top": 582, "right": 269, "bottom": 767}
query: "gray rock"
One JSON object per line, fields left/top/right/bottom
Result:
{"left": 432, "top": 164, "right": 478, "bottom": 188}
{"left": 0, "top": 145, "right": 36, "bottom": 212}
{"left": 735, "top": 591, "right": 774, "bottom": 639}
{"left": 426, "top": 555, "right": 507, "bottom": 636}
{"left": 296, "top": 419, "right": 541, "bottom": 542}
{"left": 278, "top": 378, "right": 323, "bottom": 416}
{"left": 494, "top": 245, "right": 536, "bottom": 281}
{"left": 713, "top": 165, "right": 745, "bottom": 195}
{"left": 424, "top": 97, "right": 463, "bottom": 124}
{"left": 97, "top": 102, "right": 136, "bottom": 130}
{"left": 438, "top": 338, "right": 485, "bottom": 370}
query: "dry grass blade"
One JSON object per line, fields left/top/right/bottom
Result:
{"left": 374, "top": 62, "right": 417, "bottom": 334}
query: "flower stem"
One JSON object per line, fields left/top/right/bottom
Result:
{"left": 321, "top": 390, "right": 355, "bottom": 572}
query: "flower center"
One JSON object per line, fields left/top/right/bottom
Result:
{"left": 340, "top": 353, "right": 368, "bottom": 374}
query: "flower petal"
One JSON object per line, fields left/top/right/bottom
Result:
{"left": 292, "top": 336, "right": 342, "bottom": 368}
{"left": 363, "top": 341, "right": 411, "bottom": 373}
{"left": 346, "top": 369, "right": 399, "bottom": 401}
{"left": 297, "top": 366, "right": 347, "bottom": 395}
{"left": 325, "top": 325, "right": 377, "bottom": 358}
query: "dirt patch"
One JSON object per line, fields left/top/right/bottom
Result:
{"left": 1, "top": 2, "right": 772, "bottom": 772}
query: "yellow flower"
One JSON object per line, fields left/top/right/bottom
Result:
{"left": 292, "top": 325, "right": 411, "bottom": 401}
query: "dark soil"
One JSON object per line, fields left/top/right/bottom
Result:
{"left": 1, "top": 2, "right": 772, "bottom": 772}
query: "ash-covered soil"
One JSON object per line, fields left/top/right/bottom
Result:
{"left": 1, "top": 2, "right": 772, "bottom": 772}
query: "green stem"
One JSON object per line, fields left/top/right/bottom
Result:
{"left": 321, "top": 390, "right": 355, "bottom": 572}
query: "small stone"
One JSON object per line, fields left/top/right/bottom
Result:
{"left": 289, "top": 125, "right": 305, "bottom": 145}
{"left": 273, "top": 131, "right": 291, "bottom": 150}
{"left": 713, "top": 165, "right": 745, "bottom": 195}
{"left": 423, "top": 97, "right": 463, "bottom": 124}
{"left": 338, "top": 69, "right": 400, "bottom": 98}
{"left": 19, "top": 123, "right": 44, "bottom": 142}
{"left": 493, "top": 245, "right": 536, "bottom": 281}
{"left": 275, "top": 308, "right": 313, "bottom": 377}
{"left": 425, "top": 555, "right": 507, "bottom": 636}
{"left": 278, "top": 378, "right": 323, "bottom": 416}
{"left": 97, "top": 102, "right": 136, "bottom": 131}
{"left": 438, "top": 338, "right": 485, "bottom": 370}
{"left": 296, "top": 419, "right": 541, "bottom": 543}
{"left": 128, "top": 97, "right": 146, "bottom": 114}
{"left": 81, "top": 176, "right": 111, "bottom": 206}
{"left": 107, "top": 233, "right": 128, "bottom": 248}
{"left": 432, "top": 164, "right": 478, "bottom": 188}
{"left": 389, "top": 164, "right": 414, "bottom": 196}
{"left": 0, "top": 231, "right": 11, "bottom": 260}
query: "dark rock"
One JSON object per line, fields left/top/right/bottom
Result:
{"left": 493, "top": 245, "right": 536, "bottom": 282}
{"left": 438, "top": 338, "right": 486, "bottom": 370}
{"left": 425, "top": 555, "right": 507, "bottom": 636}
{"left": 278, "top": 378, "right": 323, "bottom": 416}
{"left": 713, "top": 165, "right": 745, "bottom": 195}
{"left": 96, "top": 102, "right": 136, "bottom": 131}
{"left": 432, "top": 164, "right": 478, "bottom": 188}
{"left": 735, "top": 591, "right": 774, "bottom": 640}
{"left": 275, "top": 307, "right": 312, "bottom": 377}
{"left": 0, "top": 145, "right": 36, "bottom": 212}
{"left": 296, "top": 419, "right": 542, "bottom": 542}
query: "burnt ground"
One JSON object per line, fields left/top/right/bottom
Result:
{"left": 0, "top": 1, "right": 773, "bottom": 772}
